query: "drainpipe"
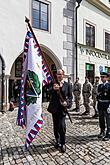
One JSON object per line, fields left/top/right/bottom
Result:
{"left": 75, "top": 0, "right": 82, "bottom": 79}
{"left": 1, "top": 62, "right": 5, "bottom": 113}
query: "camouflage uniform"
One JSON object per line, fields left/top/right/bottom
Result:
{"left": 73, "top": 81, "right": 81, "bottom": 111}
{"left": 82, "top": 80, "right": 92, "bottom": 114}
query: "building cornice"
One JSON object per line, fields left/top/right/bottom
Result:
{"left": 86, "top": 0, "right": 110, "bottom": 16}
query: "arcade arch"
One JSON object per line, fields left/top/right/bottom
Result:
{"left": 9, "top": 46, "right": 61, "bottom": 103}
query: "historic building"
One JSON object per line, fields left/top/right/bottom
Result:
{"left": 0, "top": 0, "right": 110, "bottom": 111}
{"left": 77, "top": 0, "right": 110, "bottom": 84}
{"left": 0, "top": 0, "right": 75, "bottom": 110}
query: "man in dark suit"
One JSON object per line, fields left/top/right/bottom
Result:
{"left": 97, "top": 72, "right": 110, "bottom": 141}
{"left": 48, "top": 69, "right": 72, "bottom": 153}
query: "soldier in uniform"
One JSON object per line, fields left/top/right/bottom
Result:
{"left": 97, "top": 72, "right": 110, "bottom": 141}
{"left": 73, "top": 78, "right": 81, "bottom": 112}
{"left": 82, "top": 77, "right": 93, "bottom": 115}
{"left": 92, "top": 76, "right": 100, "bottom": 118}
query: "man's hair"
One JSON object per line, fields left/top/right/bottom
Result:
{"left": 57, "top": 69, "right": 65, "bottom": 75}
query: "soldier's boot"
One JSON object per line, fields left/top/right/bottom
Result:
{"left": 98, "top": 131, "right": 105, "bottom": 139}
{"left": 76, "top": 107, "right": 80, "bottom": 112}
{"left": 54, "top": 139, "right": 60, "bottom": 149}
{"left": 72, "top": 107, "right": 77, "bottom": 111}
{"left": 92, "top": 113, "right": 98, "bottom": 118}
{"left": 60, "top": 144, "right": 66, "bottom": 153}
{"left": 103, "top": 132, "right": 110, "bottom": 141}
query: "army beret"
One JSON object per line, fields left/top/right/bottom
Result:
{"left": 95, "top": 76, "right": 100, "bottom": 78}
{"left": 100, "top": 72, "right": 109, "bottom": 77}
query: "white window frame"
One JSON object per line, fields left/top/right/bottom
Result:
{"left": 103, "top": 29, "right": 110, "bottom": 53}
{"left": 83, "top": 19, "right": 97, "bottom": 47}
{"left": 31, "top": 0, "right": 51, "bottom": 33}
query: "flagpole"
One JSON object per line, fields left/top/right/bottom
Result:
{"left": 25, "top": 17, "right": 72, "bottom": 123}
{"left": 25, "top": 17, "right": 55, "bottom": 81}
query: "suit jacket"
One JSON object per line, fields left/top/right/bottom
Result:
{"left": 47, "top": 81, "right": 73, "bottom": 115}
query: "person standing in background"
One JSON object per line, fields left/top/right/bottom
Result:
{"left": 13, "top": 81, "right": 18, "bottom": 103}
{"left": 73, "top": 78, "right": 81, "bottom": 112}
{"left": 68, "top": 76, "right": 73, "bottom": 92}
{"left": 92, "top": 76, "right": 100, "bottom": 118}
{"left": 82, "top": 77, "right": 93, "bottom": 115}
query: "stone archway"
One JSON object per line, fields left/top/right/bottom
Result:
{"left": 40, "top": 44, "right": 62, "bottom": 70}
{"left": 9, "top": 45, "right": 62, "bottom": 103}
{"left": 40, "top": 45, "right": 62, "bottom": 102}
{"left": 9, "top": 54, "right": 22, "bottom": 104}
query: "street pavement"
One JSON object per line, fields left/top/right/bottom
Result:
{"left": 0, "top": 103, "right": 110, "bottom": 165}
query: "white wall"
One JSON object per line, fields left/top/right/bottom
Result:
{"left": 0, "top": 0, "right": 29, "bottom": 75}
{"left": 0, "top": 0, "right": 67, "bottom": 76}
{"left": 76, "top": 0, "right": 110, "bottom": 84}
{"left": 33, "top": 0, "right": 67, "bottom": 71}
{"left": 78, "top": 0, "right": 110, "bottom": 50}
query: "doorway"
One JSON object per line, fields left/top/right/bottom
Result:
{"left": 86, "top": 63, "right": 95, "bottom": 84}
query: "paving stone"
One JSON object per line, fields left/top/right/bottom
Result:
{"left": 10, "top": 160, "right": 16, "bottom": 165}
{"left": 26, "top": 155, "right": 34, "bottom": 162}
{"left": 30, "top": 160, "right": 37, "bottom": 165}
{"left": 3, "top": 162, "right": 10, "bottom": 165}
{"left": 22, "top": 158, "right": 28, "bottom": 163}
{"left": 91, "top": 158, "right": 99, "bottom": 164}
{"left": 23, "top": 163, "right": 30, "bottom": 165}
{"left": 86, "top": 163, "right": 93, "bottom": 165}
{"left": 15, "top": 159, "right": 22, "bottom": 164}
{"left": 1, "top": 104, "right": 110, "bottom": 165}
{"left": 47, "top": 161, "right": 56, "bottom": 165}
{"left": 75, "top": 158, "right": 85, "bottom": 165}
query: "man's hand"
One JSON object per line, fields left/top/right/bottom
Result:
{"left": 95, "top": 101, "right": 98, "bottom": 111}
{"left": 107, "top": 104, "right": 110, "bottom": 113}
{"left": 61, "top": 101, "right": 67, "bottom": 107}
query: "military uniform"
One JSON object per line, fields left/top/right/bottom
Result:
{"left": 73, "top": 81, "right": 81, "bottom": 111}
{"left": 82, "top": 79, "right": 92, "bottom": 114}
{"left": 97, "top": 72, "right": 110, "bottom": 140}
{"left": 92, "top": 80, "right": 99, "bottom": 117}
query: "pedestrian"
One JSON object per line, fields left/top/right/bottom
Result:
{"left": 97, "top": 72, "right": 110, "bottom": 141}
{"left": 73, "top": 78, "right": 81, "bottom": 112}
{"left": 92, "top": 76, "right": 100, "bottom": 118}
{"left": 82, "top": 77, "right": 92, "bottom": 115}
{"left": 13, "top": 81, "right": 18, "bottom": 103}
{"left": 9, "top": 97, "right": 15, "bottom": 111}
{"left": 68, "top": 76, "right": 73, "bottom": 91}
{"left": 47, "top": 69, "right": 73, "bottom": 153}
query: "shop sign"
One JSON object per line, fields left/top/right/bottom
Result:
{"left": 79, "top": 46, "right": 110, "bottom": 60}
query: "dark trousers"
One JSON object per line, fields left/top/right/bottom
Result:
{"left": 52, "top": 112, "right": 66, "bottom": 145}
{"left": 98, "top": 102, "right": 110, "bottom": 134}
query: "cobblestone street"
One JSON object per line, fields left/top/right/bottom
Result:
{"left": 1, "top": 103, "right": 110, "bottom": 165}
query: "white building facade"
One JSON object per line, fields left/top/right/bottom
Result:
{"left": 0, "top": 0, "right": 110, "bottom": 110}
{"left": 77, "top": 0, "right": 110, "bottom": 84}
{"left": 0, "top": 0, "right": 75, "bottom": 110}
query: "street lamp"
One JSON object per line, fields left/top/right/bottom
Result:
{"left": 75, "top": 0, "right": 82, "bottom": 79}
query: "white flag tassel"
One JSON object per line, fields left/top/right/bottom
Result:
{"left": 24, "top": 31, "right": 43, "bottom": 148}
